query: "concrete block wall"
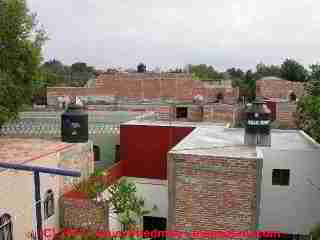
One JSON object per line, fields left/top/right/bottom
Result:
{"left": 168, "top": 153, "right": 258, "bottom": 239}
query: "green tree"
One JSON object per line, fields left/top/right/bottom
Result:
{"left": 306, "top": 64, "right": 320, "bottom": 96}
{"left": 190, "top": 64, "right": 223, "bottom": 81}
{"left": 226, "top": 67, "right": 244, "bottom": 80}
{"left": 255, "top": 63, "right": 281, "bottom": 79}
{"left": 280, "top": 58, "right": 308, "bottom": 82}
{"left": 41, "top": 60, "right": 96, "bottom": 87}
{"left": 297, "top": 63, "right": 320, "bottom": 142}
{"left": 108, "top": 179, "right": 150, "bottom": 231}
{"left": 71, "top": 62, "right": 88, "bottom": 72}
{"left": 0, "top": 0, "right": 47, "bottom": 125}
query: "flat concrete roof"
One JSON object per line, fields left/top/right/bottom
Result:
{"left": 170, "top": 126, "right": 319, "bottom": 158}
{"left": 121, "top": 120, "right": 226, "bottom": 128}
{"left": 0, "top": 138, "right": 73, "bottom": 165}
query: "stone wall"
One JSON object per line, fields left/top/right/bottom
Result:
{"left": 256, "top": 78, "right": 305, "bottom": 99}
{"left": 60, "top": 196, "right": 108, "bottom": 231}
{"left": 168, "top": 153, "right": 258, "bottom": 239}
{"left": 47, "top": 73, "right": 239, "bottom": 105}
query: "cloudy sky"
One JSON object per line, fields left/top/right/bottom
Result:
{"left": 27, "top": 0, "right": 320, "bottom": 71}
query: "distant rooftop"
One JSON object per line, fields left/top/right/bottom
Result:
{"left": 170, "top": 126, "right": 319, "bottom": 158}
{"left": 0, "top": 138, "right": 74, "bottom": 168}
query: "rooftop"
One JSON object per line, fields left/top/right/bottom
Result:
{"left": 121, "top": 120, "right": 226, "bottom": 128}
{"left": 170, "top": 126, "right": 319, "bottom": 158}
{"left": 0, "top": 138, "right": 73, "bottom": 165}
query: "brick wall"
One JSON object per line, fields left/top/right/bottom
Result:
{"left": 47, "top": 73, "right": 239, "bottom": 105}
{"left": 203, "top": 104, "right": 240, "bottom": 123}
{"left": 168, "top": 153, "right": 258, "bottom": 239}
{"left": 275, "top": 102, "right": 298, "bottom": 128}
{"left": 256, "top": 78, "right": 304, "bottom": 99}
{"left": 155, "top": 104, "right": 239, "bottom": 123}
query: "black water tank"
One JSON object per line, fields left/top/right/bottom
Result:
{"left": 61, "top": 104, "right": 88, "bottom": 142}
{"left": 245, "top": 100, "right": 271, "bottom": 135}
{"left": 137, "top": 63, "right": 146, "bottom": 73}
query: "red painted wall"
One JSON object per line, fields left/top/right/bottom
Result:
{"left": 120, "top": 125, "right": 194, "bottom": 180}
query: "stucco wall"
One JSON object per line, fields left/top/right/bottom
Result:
{"left": 0, "top": 141, "right": 93, "bottom": 239}
{"left": 120, "top": 124, "right": 194, "bottom": 180}
{"left": 259, "top": 149, "right": 320, "bottom": 234}
{"left": 105, "top": 177, "right": 168, "bottom": 232}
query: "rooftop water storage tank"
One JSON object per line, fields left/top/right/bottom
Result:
{"left": 61, "top": 104, "right": 88, "bottom": 143}
{"left": 244, "top": 99, "right": 271, "bottom": 146}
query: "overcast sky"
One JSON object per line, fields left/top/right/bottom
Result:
{"left": 27, "top": 0, "right": 320, "bottom": 71}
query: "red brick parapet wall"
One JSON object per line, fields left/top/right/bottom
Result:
{"left": 256, "top": 78, "right": 305, "bottom": 99}
{"left": 47, "top": 73, "right": 239, "bottom": 105}
{"left": 168, "top": 153, "right": 258, "bottom": 239}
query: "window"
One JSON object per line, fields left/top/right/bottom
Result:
{"left": 176, "top": 107, "right": 188, "bottom": 119}
{"left": 272, "top": 169, "right": 290, "bottom": 186}
{"left": 44, "top": 190, "right": 54, "bottom": 219}
{"left": 93, "top": 145, "right": 101, "bottom": 162}
{"left": 0, "top": 213, "right": 13, "bottom": 240}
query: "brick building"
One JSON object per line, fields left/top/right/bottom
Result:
{"left": 103, "top": 101, "right": 320, "bottom": 239}
{"left": 256, "top": 77, "right": 306, "bottom": 128}
{"left": 47, "top": 73, "right": 239, "bottom": 106}
{"left": 256, "top": 77, "right": 305, "bottom": 100}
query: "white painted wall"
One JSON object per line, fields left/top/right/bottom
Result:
{"left": 259, "top": 149, "right": 320, "bottom": 234}
{"left": 104, "top": 177, "right": 168, "bottom": 231}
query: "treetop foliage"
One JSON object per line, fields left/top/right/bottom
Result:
{"left": 0, "top": 0, "right": 47, "bottom": 126}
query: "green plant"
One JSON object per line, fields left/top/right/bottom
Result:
{"left": 72, "top": 170, "right": 108, "bottom": 199}
{"left": 310, "top": 223, "right": 320, "bottom": 240}
{"left": 108, "top": 179, "right": 151, "bottom": 231}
